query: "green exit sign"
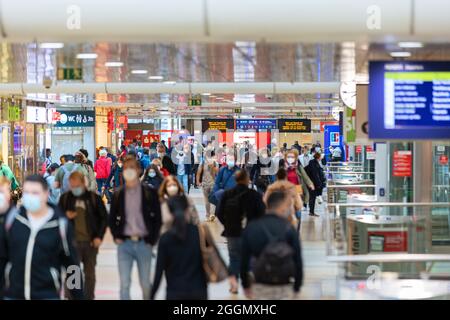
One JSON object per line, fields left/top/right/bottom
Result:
{"left": 57, "top": 68, "right": 83, "bottom": 80}
{"left": 188, "top": 97, "right": 202, "bottom": 106}
{"left": 7, "top": 105, "right": 20, "bottom": 121}
{"left": 234, "top": 108, "right": 242, "bottom": 114}
{"left": 296, "top": 112, "right": 303, "bottom": 117}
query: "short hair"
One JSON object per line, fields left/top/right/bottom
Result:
{"left": 266, "top": 190, "right": 289, "bottom": 210}
{"left": 123, "top": 155, "right": 141, "bottom": 170}
{"left": 314, "top": 152, "right": 321, "bottom": 160}
{"left": 276, "top": 168, "right": 287, "bottom": 180}
{"left": 74, "top": 152, "right": 87, "bottom": 164}
{"left": 79, "top": 148, "right": 89, "bottom": 158}
{"left": 47, "top": 163, "right": 60, "bottom": 174}
{"left": 69, "top": 171, "right": 85, "bottom": 183}
{"left": 235, "top": 170, "right": 249, "bottom": 184}
{"left": 24, "top": 174, "right": 49, "bottom": 191}
{"left": 65, "top": 154, "right": 75, "bottom": 162}
{"left": 143, "top": 148, "right": 150, "bottom": 155}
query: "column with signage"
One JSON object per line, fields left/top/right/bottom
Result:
{"left": 51, "top": 110, "right": 96, "bottom": 166}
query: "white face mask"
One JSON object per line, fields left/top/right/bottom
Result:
{"left": 166, "top": 185, "right": 179, "bottom": 196}
{"left": 0, "top": 193, "right": 7, "bottom": 211}
{"left": 287, "top": 157, "right": 296, "bottom": 164}
{"left": 123, "top": 168, "right": 138, "bottom": 182}
{"left": 148, "top": 170, "right": 156, "bottom": 178}
{"left": 227, "top": 161, "right": 235, "bottom": 168}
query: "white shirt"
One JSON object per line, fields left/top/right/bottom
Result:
{"left": 332, "top": 147, "right": 342, "bottom": 158}
{"left": 299, "top": 154, "right": 312, "bottom": 167}
{"left": 27, "top": 208, "right": 54, "bottom": 233}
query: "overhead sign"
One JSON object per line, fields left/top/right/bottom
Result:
{"left": 57, "top": 68, "right": 83, "bottom": 80}
{"left": 320, "top": 121, "right": 339, "bottom": 132}
{"left": 236, "top": 119, "right": 277, "bottom": 131}
{"left": 26, "top": 106, "right": 47, "bottom": 123}
{"left": 54, "top": 110, "right": 95, "bottom": 127}
{"left": 202, "top": 119, "right": 235, "bottom": 132}
{"left": 7, "top": 105, "right": 21, "bottom": 121}
{"left": 393, "top": 150, "right": 412, "bottom": 177}
{"left": 188, "top": 96, "right": 202, "bottom": 106}
{"left": 277, "top": 119, "right": 311, "bottom": 132}
{"left": 369, "top": 61, "right": 450, "bottom": 140}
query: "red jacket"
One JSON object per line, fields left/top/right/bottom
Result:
{"left": 94, "top": 156, "right": 112, "bottom": 179}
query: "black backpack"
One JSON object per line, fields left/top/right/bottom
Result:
{"left": 253, "top": 224, "right": 296, "bottom": 285}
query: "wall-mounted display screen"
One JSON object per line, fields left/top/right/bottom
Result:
{"left": 277, "top": 119, "right": 311, "bottom": 132}
{"left": 369, "top": 61, "right": 450, "bottom": 139}
{"left": 236, "top": 119, "right": 277, "bottom": 131}
{"left": 201, "top": 119, "right": 235, "bottom": 132}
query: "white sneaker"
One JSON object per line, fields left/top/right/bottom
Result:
{"left": 317, "top": 196, "right": 323, "bottom": 204}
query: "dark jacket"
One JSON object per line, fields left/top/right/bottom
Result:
{"left": 58, "top": 190, "right": 108, "bottom": 241}
{"left": 109, "top": 184, "right": 162, "bottom": 245}
{"left": 161, "top": 155, "right": 176, "bottom": 175}
{"left": 240, "top": 214, "right": 303, "bottom": 292}
{"left": 213, "top": 166, "right": 238, "bottom": 193}
{"left": 305, "top": 159, "right": 326, "bottom": 190}
{"left": 151, "top": 224, "right": 207, "bottom": 300}
{"left": 142, "top": 175, "right": 164, "bottom": 191}
{"left": 216, "top": 184, "right": 266, "bottom": 237}
{"left": 0, "top": 208, "right": 10, "bottom": 299}
{"left": 0, "top": 204, "right": 84, "bottom": 300}
{"left": 106, "top": 164, "right": 124, "bottom": 188}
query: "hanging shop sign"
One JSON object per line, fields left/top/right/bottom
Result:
{"left": 26, "top": 106, "right": 47, "bottom": 123}
{"left": 345, "top": 107, "right": 356, "bottom": 143}
{"left": 107, "top": 111, "right": 114, "bottom": 132}
{"left": 117, "top": 115, "right": 128, "bottom": 130}
{"left": 202, "top": 119, "right": 235, "bottom": 132}
{"left": 57, "top": 67, "right": 83, "bottom": 81}
{"left": 188, "top": 96, "right": 202, "bottom": 106}
{"left": 320, "top": 121, "right": 339, "bottom": 132}
{"left": 7, "top": 104, "right": 21, "bottom": 121}
{"left": 277, "top": 119, "right": 311, "bottom": 132}
{"left": 356, "top": 145, "right": 363, "bottom": 154}
{"left": 54, "top": 110, "right": 95, "bottom": 127}
{"left": 393, "top": 150, "right": 412, "bottom": 177}
{"left": 235, "top": 119, "right": 277, "bottom": 131}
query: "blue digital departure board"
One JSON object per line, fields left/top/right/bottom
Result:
{"left": 235, "top": 119, "right": 277, "bottom": 131}
{"left": 369, "top": 61, "right": 450, "bottom": 139}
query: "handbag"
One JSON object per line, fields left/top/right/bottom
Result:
{"left": 198, "top": 223, "right": 228, "bottom": 283}
{"left": 295, "top": 184, "right": 303, "bottom": 195}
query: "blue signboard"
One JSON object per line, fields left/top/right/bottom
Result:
{"left": 235, "top": 119, "right": 277, "bottom": 131}
{"left": 369, "top": 61, "right": 450, "bottom": 139}
{"left": 55, "top": 110, "right": 95, "bottom": 127}
{"left": 324, "top": 125, "right": 345, "bottom": 159}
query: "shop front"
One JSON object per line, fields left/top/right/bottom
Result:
{"left": 52, "top": 109, "right": 96, "bottom": 163}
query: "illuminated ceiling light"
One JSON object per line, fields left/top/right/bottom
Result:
{"left": 201, "top": 93, "right": 211, "bottom": 96}
{"left": 40, "top": 42, "right": 64, "bottom": 49}
{"left": 390, "top": 51, "right": 411, "bottom": 58}
{"left": 131, "top": 69, "right": 148, "bottom": 74}
{"left": 163, "top": 81, "right": 176, "bottom": 85}
{"left": 398, "top": 42, "right": 423, "bottom": 48}
{"left": 215, "top": 97, "right": 224, "bottom": 100}
{"left": 149, "top": 75, "right": 163, "bottom": 80}
{"left": 77, "top": 53, "right": 98, "bottom": 59}
{"left": 105, "top": 61, "right": 124, "bottom": 67}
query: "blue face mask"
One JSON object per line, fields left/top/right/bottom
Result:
{"left": 148, "top": 171, "right": 156, "bottom": 178}
{"left": 22, "top": 193, "right": 42, "bottom": 213}
{"left": 71, "top": 187, "right": 84, "bottom": 197}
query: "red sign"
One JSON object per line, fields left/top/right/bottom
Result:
{"left": 320, "top": 121, "right": 339, "bottom": 132}
{"left": 368, "top": 231, "right": 408, "bottom": 252}
{"left": 439, "top": 155, "right": 448, "bottom": 165}
{"left": 117, "top": 115, "right": 128, "bottom": 130}
{"left": 393, "top": 150, "right": 412, "bottom": 177}
{"left": 356, "top": 145, "right": 362, "bottom": 154}
{"left": 366, "top": 145, "right": 373, "bottom": 152}
{"left": 107, "top": 111, "right": 114, "bottom": 132}
{"left": 52, "top": 111, "right": 61, "bottom": 122}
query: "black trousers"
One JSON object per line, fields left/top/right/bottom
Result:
{"left": 308, "top": 188, "right": 323, "bottom": 215}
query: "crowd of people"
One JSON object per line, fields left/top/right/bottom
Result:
{"left": 0, "top": 136, "right": 328, "bottom": 300}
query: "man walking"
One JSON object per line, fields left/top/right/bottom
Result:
{"left": 109, "top": 156, "right": 162, "bottom": 300}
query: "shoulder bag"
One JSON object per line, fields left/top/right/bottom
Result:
{"left": 198, "top": 223, "right": 228, "bottom": 283}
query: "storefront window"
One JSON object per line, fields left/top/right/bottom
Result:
{"left": 432, "top": 142, "right": 450, "bottom": 244}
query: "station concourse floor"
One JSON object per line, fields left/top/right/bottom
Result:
{"left": 94, "top": 188, "right": 338, "bottom": 300}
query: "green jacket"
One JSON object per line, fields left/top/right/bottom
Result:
{"left": 0, "top": 164, "right": 19, "bottom": 190}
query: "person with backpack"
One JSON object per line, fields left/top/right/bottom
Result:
{"left": 58, "top": 171, "right": 108, "bottom": 300}
{"left": 241, "top": 190, "right": 303, "bottom": 300}
{"left": 216, "top": 170, "right": 265, "bottom": 295}
{"left": 150, "top": 195, "right": 209, "bottom": 300}
{"left": 54, "top": 155, "right": 88, "bottom": 194}
{"left": 75, "top": 152, "right": 97, "bottom": 193}
{"left": 44, "top": 163, "right": 61, "bottom": 205}
{"left": 0, "top": 175, "right": 84, "bottom": 300}
{"left": 109, "top": 156, "right": 162, "bottom": 300}
{"left": 94, "top": 149, "right": 112, "bottom": 195}
{"left": 139, "top": 148, "right": 152, "bottom": 172}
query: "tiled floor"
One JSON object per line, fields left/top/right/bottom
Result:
{"left": 95, "top": 188, "right": 339, "bottom": 300}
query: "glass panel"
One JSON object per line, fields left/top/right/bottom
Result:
{"left": 432, "top": 142, "right": 450, "bottom": 244}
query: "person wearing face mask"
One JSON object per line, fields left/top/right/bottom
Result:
{"left": 241, "top": 190, "right": 303, "bottom": 300}
{"left": 191, "top": 140, "right": 203, "bottom": 189}
{"left": 210, "top": 153, "right": 239, "bottom": 206}
{"left": 196, "top": 151, "right": 219, "bottom": 222}
{"left": 94, "top": 149, "right": 112, "bottom": 195}
{"left": 58, "top": 171, "right": 108, "bottom": 300}
{"left": 157, "top": 143, "right": 176, "bottom": 175}
{"left": 304, "top": 153, "right": 327, "bottom": 217}
{"left": 152, "top": 158, "right": 169, "bottom": 177}
{"left": 109, "top": 156, "right": 162, "bottom": 300}
{"left": 279, "top": 149, "right": 314, "bottom": 212}
{"left": 142, "top": 164, "right": 164, "bottom": 190}
{"left": 159, "top": 175, "right": 199, "bottom": 233}
{"left": 250, "top": 148, "right": 276, "bottom": 194}
{"left": 0, "top": 177, "right": 14, "bottom": 299}
{"left": 0, "top": 175, "right": 83, "bottom": 300}
{"left": 216, "top": 170, "right": 266, "bottom": 294}
{"left": 105, "top": 158, "right": 125, "bottom": 203}
{"left": 172, "top": 144, "right": 193, "bottom": 194}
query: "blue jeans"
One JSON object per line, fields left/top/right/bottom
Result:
{"left": 177, "top": 174, "right": 189, "bottom": 194}
{"left": 96, "top": 178, "right": 107, "bottom": 194}
{"left": 227, "top": 237, "right": 242, "bottom": 277}
{"left": 117, "top": 239, "right": 153, "bottom": 300}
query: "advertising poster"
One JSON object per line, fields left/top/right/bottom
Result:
{"left": 393, "top": 150, "right": 412, "bottom": 177}
{"left": 368, "top": 230, "right": 408, "bottom": 252}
